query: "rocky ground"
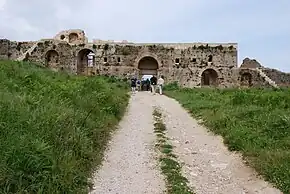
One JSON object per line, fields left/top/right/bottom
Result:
{"left": 90, "top": 92, "right": 282, "bottom": 194}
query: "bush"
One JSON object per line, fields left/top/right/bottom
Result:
{"left": 0, "top": 60, "right": 129, "bottom": 193}
{"left": 165, "top": 87, "right": 290, "bottom": 193}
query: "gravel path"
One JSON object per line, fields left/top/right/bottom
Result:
{"left": 153, "top": 94, "right": 282, "bottom": 194}
{"left": 90, "top": 92, "right": 282, "bottom": 194}
{"left": 89, "top": 92, "right": 165, "bottom": 194}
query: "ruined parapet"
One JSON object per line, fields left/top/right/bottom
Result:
{"left": 92, "top": 39, "right": 115, "bottom": 44}
{"left": 16, "top": 41, "right": 39, "bottom": 61}
{"left": 92, "top": 39, "right": 133, "bottom": 44}
{"left": 132, "top": 42, "right": 237, "bottom": 50}
{"left": 0, "top": 39, "right": 37, "bottom": 60}
{"left": 54, "top": 29, "right": 88, "bottom": 44}
{"left": 240, "top": 57, "right": 262, "bottom": 68}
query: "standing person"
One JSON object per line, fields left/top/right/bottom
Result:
{"left": 145, "top": 79, "right": 150, "bottom": 91}
{"left": 130, "top": 77, "right": 137, "bottom": 93}
{"left": 150, "top": 75, "right": 157, "bottom": 94}
{"left": 157, "top": 75, "right": 165, "bottom": 95}
{"left": 136, "top": 79, "right": 141, "bottom": 91}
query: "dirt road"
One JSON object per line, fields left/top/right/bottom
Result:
{"left": 90, "top": 92, "right": 281, "bottom": 194}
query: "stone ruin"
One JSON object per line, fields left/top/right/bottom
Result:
{"left": 1, "top": 29, "right": 290, "bottom": 88}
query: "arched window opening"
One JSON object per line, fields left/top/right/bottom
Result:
{"left": 45, "top": 50, "right": 59, "bottom": 68}
{"left": 69, "top": 33, "right": 78, "bottom": 43}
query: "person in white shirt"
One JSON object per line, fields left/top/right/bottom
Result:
{"left": 157, "top": 75, "right": 165, "bottom": 95}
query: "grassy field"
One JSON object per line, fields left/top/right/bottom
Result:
{"left": 0, "top": 60, "right": 129, "bottom": 193}
{"left": 164, "top": 82, "right": 290, "bottom": 194}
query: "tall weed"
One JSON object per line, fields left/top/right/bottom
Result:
{"left": 165, "top": 85, "right": 290, "bottom": 193}
{"left": 0, "top": 60, "right": 129, "bottom": 194}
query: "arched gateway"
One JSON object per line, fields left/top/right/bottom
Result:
{"left": 137, "top": 56, "right": 159, "bottom": 78}
{"left": 77, "top": 49, "right": 95, "bottom": 75}
{"left": 201, "top": 68, "right": 218, "bottom": 86}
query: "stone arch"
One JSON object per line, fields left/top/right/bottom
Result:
{"left": 240, "top": 72, "right": 253, "bottom": 87}
{"left": 201, "top": 68, "right": 218, "bottom": 86}
{"left": 69, "top": 33, "right": 78, "bottom": 43}
{"left": 77, "top": 48, "right": 95, "bottom": 75}
{"left": 45, "top": 50, "right": 59, "bottom": 68}
{"left": 137, "top": 56, "right": 159, "bottom": 77}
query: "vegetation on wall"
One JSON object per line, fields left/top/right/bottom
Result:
{"left": 0, "top": 60, "right": 129, "bottom": 194}
{"left": 164, "top": 82, "right": 290, "bottom": 193}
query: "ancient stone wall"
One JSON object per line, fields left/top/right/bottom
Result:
{"left": 0, "top": 34, "right": 239, "bottom": 87}
{"left": 6, "top": 29, "right": 285, "bottom": 88}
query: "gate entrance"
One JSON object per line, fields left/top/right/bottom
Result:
{"left": 138, "top": 56, "right": 159, "bottom": 91}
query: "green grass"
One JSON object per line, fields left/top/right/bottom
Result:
{"left": 0, "top": 60, "right": 129, "bottom": 194}
{"left": 164, "top": 82, "right": 290, "bottom": 194}
{"left": 153, "top": 107, "right": 194, "bottom": 194}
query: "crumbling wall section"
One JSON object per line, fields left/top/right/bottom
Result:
{"left": 25, "top": 40, "right": 75, "bottom": 73}
{"left": 0, "top": 39, "right": 36, "bottom": 60}
{"left": 262, "top": 68, "right": 290, "bottom": 87}
{"left": 0, "top": 39, "right": 10, "bottom": 59}
{"left": 238, "top": 68, "right": 271, "bottom": 88}
{"left": 8, "top": 41, "right": 36, "bottom": 59}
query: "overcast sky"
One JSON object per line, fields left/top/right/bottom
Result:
{"left": 0, "top": 0, "right": 290, "bottom": 72}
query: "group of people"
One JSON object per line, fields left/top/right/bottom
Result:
{"left": 130, "top": 75, "right": 165, "bottom": 95}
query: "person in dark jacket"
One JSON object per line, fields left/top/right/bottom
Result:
{"left": 150, "top": 75, "right": 157, "bottom": 94}
{"left": 145, "top": 79, "right": 150, "bottom": 91}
